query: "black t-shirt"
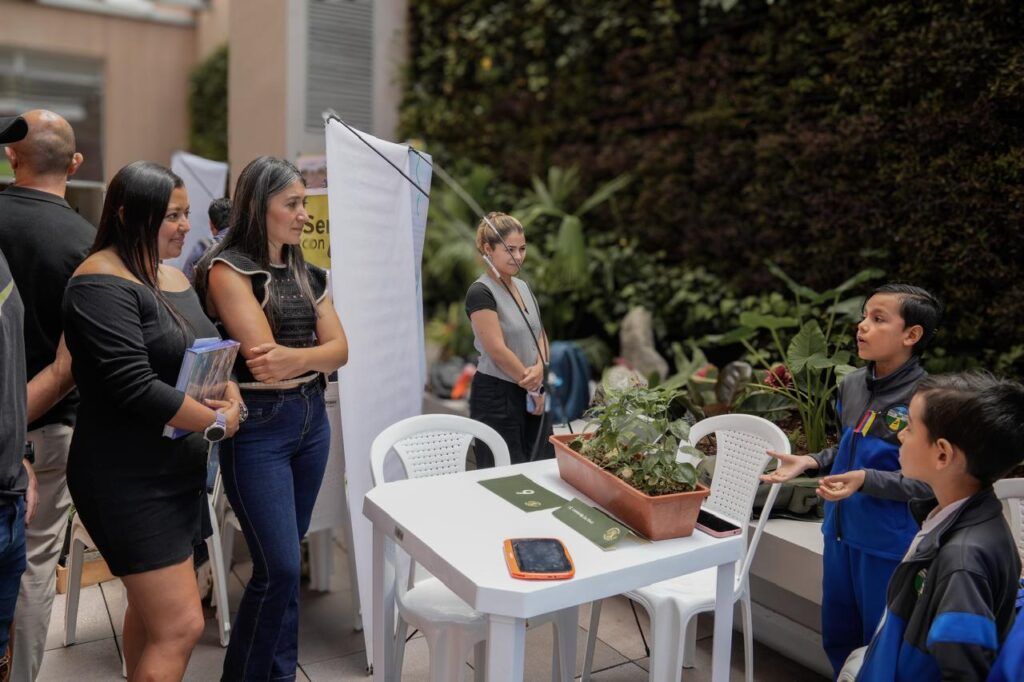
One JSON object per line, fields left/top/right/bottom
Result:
{"left": 0, "top": 186, "right": 96, "bottom": 430}
{"left": 464, "top": 281, "right": 497, "bottom": 317}
{"left": 0, "top": 248, "right": 29, "bottom": 502}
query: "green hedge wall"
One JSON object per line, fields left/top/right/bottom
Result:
{"left": 401, "top": 0, "right": 1024, "bottom": 361}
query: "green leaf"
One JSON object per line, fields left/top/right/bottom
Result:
{"left": 832, "top": 350, "right": 851, "bottom": 366}
{"left": 835, "top": 364, "right": 857, "bottom": 380}
{"left": 819, "top": 268, "right": 885, "bottom": 299}
{"left": 577, "top": 173, "right": 632, "bottom": 216}
{"left": 735, "top": 391, "right": 795, "bottom": 415}
{"left": 827, "top": 295, "right": 867, "bottom": 322}
{"left": 766, "top": 261, "right": 819, "bottom": 301}
{"left": 806, "top": 352, "right": 837, "bottom": 370}
{"left": 706, "top": 326, "right": 756, "bottom": 345}
{"left": 787, "top": 321, "right": 828, "bottom": 373}
{"left": 738, "top": 311, "right": 800, "bottom": 330}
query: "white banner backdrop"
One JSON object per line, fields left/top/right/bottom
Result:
{"left": 325, "top": 119, "right": 428, "bottom": 667}
{"left": 166, "top": 151, "right": 228, "bottom": 272}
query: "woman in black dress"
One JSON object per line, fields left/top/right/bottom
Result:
{"left": 62, "top": 161, "right": 241, "bottom": 680}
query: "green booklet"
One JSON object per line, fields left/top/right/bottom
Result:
{"left": 478, "top": 474, "right": 566, "bottom": 512}
{"left": 553, "top": 497, "right": 640, "bottom": 550}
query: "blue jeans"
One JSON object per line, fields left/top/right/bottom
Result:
{"left": 0, "top": 499, "right": 27, "bottom": 652}
{"left": 220, "top": 380, "right": 330, "bottom": 682}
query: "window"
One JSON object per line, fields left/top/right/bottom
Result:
{"left": 0, "top": 47, "right": 104, "bottom": 182}
{"left": 305, "top": 0, "right": 374, "bottom": 134}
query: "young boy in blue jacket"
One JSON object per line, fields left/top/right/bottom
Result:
{"left": 763, "top": 284, "right": 942, "bottom": 674}
{"left": 854, "top": 372, "right": 1022, "bottom": 680}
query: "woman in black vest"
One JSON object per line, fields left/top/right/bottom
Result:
{"left": 465, "top": 212, "right": 553, "bottom": 466}
{"left": 194, "top": 157, "right": 348, "bottom": 681}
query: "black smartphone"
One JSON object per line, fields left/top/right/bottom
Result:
{"left": 504, "top": 538, "right": 575, "bottom": 579}
{"left": 695, "top": 509, "right": 742, "bottom": 537}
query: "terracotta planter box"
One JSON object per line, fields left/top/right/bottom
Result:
{"left": 550, "top": 434, "right": 710, "bottom": 540}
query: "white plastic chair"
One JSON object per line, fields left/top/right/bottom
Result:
{"left": 64, "top": 515, "right": 127, "bottom": 678}
{"left": 581, "top": 413, "right": 787, "bottom": 682}
{"left": 994, "top": 478, "right": 1024, "bottom": 563}
{"left": 370, "top": 413, "right": 578, "bottom": 682}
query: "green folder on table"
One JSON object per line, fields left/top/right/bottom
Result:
{"left": 553, "top": 498, "right": 640, "bottom": 549}
{"left": 478, "top": 474, "right": 566, "bottom": 512}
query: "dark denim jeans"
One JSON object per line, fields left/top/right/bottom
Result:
{"left": 0, "top": 499, "right": 27, "bottom": 652}
{"left": 220, "top": 380, "right": 330, "bottom": 682}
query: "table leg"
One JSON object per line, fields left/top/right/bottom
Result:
{"left": 372, "top": 526, "right": 396, "bottom": 682}
{"left": 552, "top": 606, "right": 579, "bottom": 682}
{"left": 711, "top": 560, "right": 736, "bottom": 682}
{"left": 486, "top": 614, "right": 526, "bottom": 682}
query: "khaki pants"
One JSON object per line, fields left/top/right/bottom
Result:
{"left": 12, "top": 424, "right": 72, "bottom": 682}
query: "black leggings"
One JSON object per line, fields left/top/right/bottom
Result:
{"left": 469, "top": 372, "right": 554, "bottom": 467}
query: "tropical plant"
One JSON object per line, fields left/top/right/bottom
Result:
{"left": 517, "top": 165, "right": 631, "bottom": 292}
{"left": 661, "top": 342, "right": 792, "bottom": 421}
{"left": 570, "top": 386, "right": 703, "bottom": 496}
{"left": 711, "top": 263, "right": 883, "bottom": 452}
{"left": 188, "top": 45, "right": 228, "bottom": 161}
{"left": 422, "top": 164, "right": 502, "bottom": 307}
{"left": 425, "top": 302, "right": 476, "bottom": 360}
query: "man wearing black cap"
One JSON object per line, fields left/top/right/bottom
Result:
{"left": 0, "top": 114, "right": 34, "bottom": 681}
{"left": 0, "top": 111, "right": 95, "bottom": 680}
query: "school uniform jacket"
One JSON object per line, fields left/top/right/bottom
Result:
{"left": 811, "top": 357, "right": 932, "bottom": 559}
{"left": 857, "top": 488, "right": 1020, "bottom": 680}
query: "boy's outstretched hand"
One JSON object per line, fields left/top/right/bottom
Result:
{"left": 761, "top": 451, "right": 819, "bottom": 483}
{"left": 817, "top": 470, "right": 866, "bottom": 501}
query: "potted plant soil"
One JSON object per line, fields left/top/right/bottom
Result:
{"left": 549, "top": 386, "right": 710, "bottom": 540}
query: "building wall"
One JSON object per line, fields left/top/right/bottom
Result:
{"left": 196, "top": 0, "right": 230, "bottom": 61}
{"left": 227, "top": 0, "right": 290, "bottom": 188}
{"left": 228, "top": 0, "right": 408, "bottom": 189}
{"left": 373, "top": 0, "right": 407, "bottom": 144}
{"left": 0, "top": 1, "right": 197, "bottom": 182}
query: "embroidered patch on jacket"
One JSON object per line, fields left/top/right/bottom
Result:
{"left": 914, "top": 568, "right": 928, "bottom": 596}
{"left": 885, "top": 405, "right": 910, "bottom": 432}
{"left": 855, "top": 410, "right": 878, "bottom": 434}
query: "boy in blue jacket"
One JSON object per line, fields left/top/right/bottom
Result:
{"left": 854, "top": 372, "right": 1022, "bottom": 680}
{"left": 763, "top": 284, "right": 942, "bottom": 674}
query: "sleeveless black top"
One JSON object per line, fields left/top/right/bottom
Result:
{"left": 208, "top": 248, "right": 328, "bottom": 383}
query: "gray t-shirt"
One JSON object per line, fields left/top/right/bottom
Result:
{"left": 464, "top": 275, "right": 543, "bottom": 384}
{"left": 0, "top": 249, "right": 28, "bottom": 502}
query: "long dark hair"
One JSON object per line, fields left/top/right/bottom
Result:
{"left": 195, "top": 156, "right": 318, "bottom": 328}
{"left": 92, "top": 160, "right": 190, "bottom": 331}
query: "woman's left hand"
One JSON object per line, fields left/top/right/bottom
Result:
{"left": 530, "top": 392, "right": 545, "bottom": 416}
{"left": 246, "top": 343, "right": 305, "bottom": 383}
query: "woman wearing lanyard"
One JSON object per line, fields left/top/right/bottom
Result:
{"left": 465, "top": 212, "right": 553, "bottom": 466}
{"left": 194, "top": 156, "right": 348, "bottom": 681}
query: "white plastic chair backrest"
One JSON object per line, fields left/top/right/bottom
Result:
{"left": 994, "top": 478, "right": 1024, "bottom": 566}
{"left": 369, "top": 414, "right": 512, "bottom": 602}
{"left": 679, "top": 413, "right": 788, "bottom": 589}
{"left": 370, "top": 414, "right": 511, "bottom": 486}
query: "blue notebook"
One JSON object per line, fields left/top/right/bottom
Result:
{"left": 163, "top": 337, "right": 240, "bottom": 439}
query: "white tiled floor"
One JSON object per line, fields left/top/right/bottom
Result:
{"left": 38, "top": 530, "right": 826, "bottom": 681}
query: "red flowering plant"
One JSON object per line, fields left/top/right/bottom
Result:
{"left": 709, "top": 263, "right": 883, "bottom": 452}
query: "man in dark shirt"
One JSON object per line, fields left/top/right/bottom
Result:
{"left": 0, "top": 114, "right": 33, "bottom": 682}
{"left": 0, "top": 110, "right": 94, "bottom": 680}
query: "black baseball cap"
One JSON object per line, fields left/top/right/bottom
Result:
{"left": 0, "top": 116, "right": 28, "bottom": 144}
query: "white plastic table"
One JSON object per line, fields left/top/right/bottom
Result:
{"left": 363, "top": 459, "right": 744, "bottom": 682}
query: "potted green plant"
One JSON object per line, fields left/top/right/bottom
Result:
{"left": 549, "top": 386, "right": 709, "bottom": 540}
